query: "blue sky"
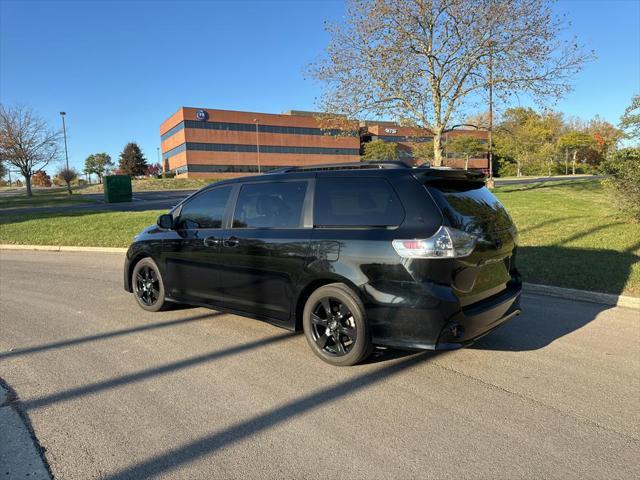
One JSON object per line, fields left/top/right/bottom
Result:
{"left": 1, "top": 0, "right": 638, "bottom": 174}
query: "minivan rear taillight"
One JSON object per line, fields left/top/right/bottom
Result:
{"left": 392, "top": 226, "right": 476, "bottom": 259}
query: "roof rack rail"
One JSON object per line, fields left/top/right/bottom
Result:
{"left": 268, "top": 161, "right": 412, "bottom": 174}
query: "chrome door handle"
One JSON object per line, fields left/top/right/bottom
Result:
{"left": 203, "top": 236, "right": 219, "bottom": 247}
{"left": 223, "top": 236, "right": 239, "bottom": 248}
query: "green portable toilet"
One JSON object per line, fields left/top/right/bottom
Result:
{"left": 103, "top": 175, "right": 132, "bottom": 203}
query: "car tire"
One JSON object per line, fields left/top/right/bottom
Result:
{"left": 303, "top": 283, "right": 373, "bottom": 366}
{"left": 131, "top": 257, "right": 168, "bottom": 312}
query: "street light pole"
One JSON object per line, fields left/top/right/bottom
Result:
{"left": 60, "top": 112, "right": 69, "bottom": 170}
{"left": 253, "top": 118, "right": 261, "bottom": 174}
{"left": 60, "top": 112, "right": 71, "bottom": 194}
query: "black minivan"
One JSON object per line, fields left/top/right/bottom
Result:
{"left": 124, "top": 162, "right": 521, "bottom": 366}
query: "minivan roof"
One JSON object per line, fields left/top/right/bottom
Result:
{"left": 199, "top": 161, "right": 485, "bottom": 190}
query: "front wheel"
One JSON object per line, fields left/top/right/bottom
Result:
{"left": 132, "top": 257, "right": 167, "bottom": 312}
{"left": 302, "top": 283, "right": 372, "bottom": 366}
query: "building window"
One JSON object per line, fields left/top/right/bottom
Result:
{"left": 161, "top": 119, "right": 358, "bottom": 141}
{"left": 163, "top": 142, "right": 360, "bottom": 160}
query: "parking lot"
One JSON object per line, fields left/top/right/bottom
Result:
{"left": 1, "top": 249, "right": 638, "bottom": 479}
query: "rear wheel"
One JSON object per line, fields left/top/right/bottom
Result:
{"left": 132, "top": 257, "right": 167, "bottom": 312}
{"left": 302, "top": 283, "right": 372, "bottom": 366}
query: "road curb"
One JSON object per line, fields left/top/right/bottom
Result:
{"left": 0, "top": 380, "right": 52, "bottom": 479}
{"left": 1, "top": 244, "right": 638, "bottom": 309}
{"left": 523, "top": 283, "right": 640, "bottom": 310}
{"left": 0, "top": 244, "right": 127, "bottom": 253}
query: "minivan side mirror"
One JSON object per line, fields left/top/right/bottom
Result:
{"left": 157, "top": 213, "right": 174, "bottom": 230}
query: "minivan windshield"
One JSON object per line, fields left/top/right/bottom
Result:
{"left": 426, "top": 181, "right": 513, "bottom": 235}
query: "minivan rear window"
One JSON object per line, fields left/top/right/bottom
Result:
{"left": 426, "top": 181, "right": 513, "bottom": 234}
{"left": 314, "top": 177, "right": 405, "bottom": 227}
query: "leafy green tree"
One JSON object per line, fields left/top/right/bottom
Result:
{"left": 445, "top": 135, "right": 486, "bottom": 170}
{"left": 362, "top": 140, "right": 399, "bottom": 161}
{"left": 118, "top": 142, "right": 148, "bottom": 177}
{"left": 84, "top": 153, "right": 114, "bottom": 183}
{"left": 619, "top": 94, "right": 640, "bottom": 141}
{"left": 601, "top": 148, "right": 640, "bottom": 220}
{"left": 558, "top": 131, "right": 596, "bottom": 175}
{"left": 495, "top": 108, "right": 559, "bottom": 176}
{"left": 411, "top": 141, "right": 434, "bottom": 165}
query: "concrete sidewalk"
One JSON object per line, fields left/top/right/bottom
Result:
{"left": 0, "top": 381, "right": 51, "bottom": 479}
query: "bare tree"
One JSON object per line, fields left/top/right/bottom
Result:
{"left": 56, "top": 167, "right": 78, "bottom": 194}
{"left": 0, "top": 105, "right": 61, "bottom": 196}
{"left": 311, "top": 0, "right": 593, "bottom": 166}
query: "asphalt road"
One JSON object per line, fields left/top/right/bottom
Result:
{"left": 0, "top": 190, "right": 196, "bottom": 216}
{"left": 1, "top": 250, "right": 638, "bottom": 479}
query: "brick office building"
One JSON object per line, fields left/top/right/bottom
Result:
{"left": 361, "top": 123, "right": 489, "bottom": 169}
{"left": 160, "top": 107, "right": 488, "bottom": 178}
{"left": 160, "top": 108, "right": 360, "bottom": 178}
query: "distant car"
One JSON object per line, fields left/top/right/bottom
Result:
{"left": 124, "top": 162, "right": 522, "bottom": 366}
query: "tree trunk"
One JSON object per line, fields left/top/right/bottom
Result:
{"left": 24, "top": 174, "right": 32, "bottom": 197}
{"left": 432, "top": 129, "right": 444, "bottom": 167}
{"left": 517, "top": 160, "right": 521, "bottom": 177}
{"left": 572, "top": 151, "right": 577, "bottom": 175}
{"left": 564, "top": 149, "right": 569, "bottom": 175}
{"left": 66, "top": 181, "right": 72, "bottom": 195}
{"left": 464, "top": 155, "right": 469, "bottom": 170}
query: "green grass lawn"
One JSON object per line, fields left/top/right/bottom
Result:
{"left": 0, "top": 210, "right": 163, "bottom": 247}
{"left": 1, "top": 179, "right": 638, "bottom": 296}
{"left": 0, "top": 188, "right": 98, "bottom": 209}
{"left": 494, "top": 180, "right": 639, "bottom": 297}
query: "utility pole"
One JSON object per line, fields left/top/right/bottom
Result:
{"left": 253, "top": 118, "right": 261, "bottom": 174}
{"left": 486, "top": 42, "right": 495, "bottom": 189}
{"left": 60, "top": 112, "right": 71, "bottom": 194}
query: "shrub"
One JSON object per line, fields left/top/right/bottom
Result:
{"left": 601, "top": 148, "right": 640, "bottom": 221}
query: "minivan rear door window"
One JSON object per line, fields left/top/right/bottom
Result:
{"left": 314, "top": 177, "right": 405, "bottom": 227}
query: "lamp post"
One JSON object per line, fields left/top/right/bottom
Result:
{"left": 60, "top": 112, "right": 69, "bottom": 170}
{"left": 60, "top": 112, "right": 71, "bottom": 194}
{"left": 486, "top": 43, "right": 495, "bottom": 188}
{"left": 253, "top": 118, "right": 261, "bottom": 174}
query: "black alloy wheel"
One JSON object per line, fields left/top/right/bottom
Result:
{"left": 310, "top": 297, "right": 357, "bottom": 356}
{"left": 303, "top": 283, "right": 372, "bottom": 366}
{"left": 132, "top": 257, "right": 167, "bottom": 312}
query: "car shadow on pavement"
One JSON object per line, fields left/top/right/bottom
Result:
{"left": 0, "top": 311, "right": 223, "bottom": 360}
{"left": 471, "top": 244, "right": 638, "bottom": 352}
{"left": 99, "top": 350, "right": 438, "bottom": 480}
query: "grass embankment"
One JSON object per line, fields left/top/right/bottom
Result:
{"left": 0, "top": 188, "right": 97, "bottom": 209}
{"left": 0, "top": 210, "right": 163, "bottom": 247}
{"left": 1, "top": 179, "right": 638, "bottom": 296}
{"left": 494, "top": 180, "right": 639, "bottom": 296}
{"left": 80, "top": 178, "right": 216, "bottom": 194}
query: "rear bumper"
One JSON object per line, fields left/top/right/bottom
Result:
{"left": 364, "top": 280, "right": 522, "bottom": 350}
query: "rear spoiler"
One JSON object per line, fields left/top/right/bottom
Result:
{"left": 412, "top": 167, "right": 486, "bottom": 183}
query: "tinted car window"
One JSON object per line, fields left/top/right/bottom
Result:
{"left": 426, "top": 181, "right": 513, "bottom": 234}
{"left": 233, "top": 181, "right": 307, "bottom": 228}
{"left": 176, "top": 186, "right": 231, "bottom": 229}
{"left": 314, "top": 177, "right": 405, "bottom": 227}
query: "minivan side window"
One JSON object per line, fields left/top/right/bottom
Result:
{"left": 176, "top": 186, "right": 232, "bottom": 229}
{"left": 314, "top": 177, "right": 404, "bottom": 227}
{"left": 233, "top": 181, "right": 308, "bottom": 228}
